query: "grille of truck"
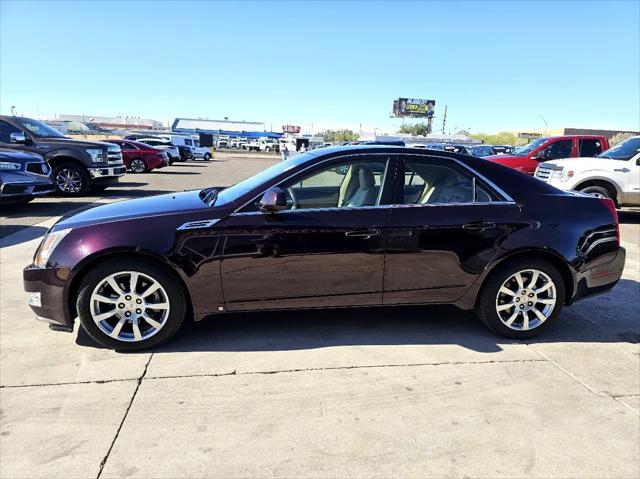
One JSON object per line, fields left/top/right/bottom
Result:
{"left": 534, "top": 166, "right": 552, "bottom": 182}
{"left": 107, "top": 149, "right": 123, "bottom": 165}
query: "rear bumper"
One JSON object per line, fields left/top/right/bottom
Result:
{"left": 23, "top": 264, "right": 73, "bottom": 328}
{"left": 570, "top": 247, "right": 626, "bottom": 303}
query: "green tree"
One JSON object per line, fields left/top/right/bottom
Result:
{"left": 320, "top": 129, "right": 359, "bottom": 143}
{"left": 471, "top": 131, "right": 518, "bottom": 146}
{"left": 608, "top": 132, "right": 635, "bottom": 147}
{"left": 398, "top": 122, "right": 430, "bottom": 136}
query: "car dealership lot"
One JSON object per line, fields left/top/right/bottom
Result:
{"left": 1, "top": 151, "right": 639, "bottom": 478}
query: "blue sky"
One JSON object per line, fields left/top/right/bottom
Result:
{"left": 1, "top": 0, "right": 638, "bottom": 134}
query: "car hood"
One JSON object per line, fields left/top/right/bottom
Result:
{"left": 485, "top": 154, "right": 523, "bottom": 164}
{"left": 54, "top": 190, "right": 222, "bottom": 230}
{"left": 540, "top": 157, "right": 613, "bottom": 170}
{"left": 35, "top": 137, "right": 114, "bottom": 149}
{"left": 0, "top": 148, "right": 44, "bottom": 162}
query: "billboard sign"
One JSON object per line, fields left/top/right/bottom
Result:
{"left": 282, "top": 124, "right": 301, "bottom": 134}
{"left": 392, "top": 98, "right": 436, "bottom": 118}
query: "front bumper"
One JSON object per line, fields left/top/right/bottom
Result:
{"left": 571, "top": 247, "right": 626, "bottom": 303}
{"left": 88, "top": 165, "right": 127, "bottom": 179}
{"left": 0, "top": 171, "right": 55, "bottom": 201}
{"left": 24, "top": 264, "right": 73, "bottom": 329}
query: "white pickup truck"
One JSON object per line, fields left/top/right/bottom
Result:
{"left": 534, "top": 136, "right": 640, "bottom": 207}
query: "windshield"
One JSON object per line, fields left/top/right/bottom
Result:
{"left": 213, "top": 152, "right": 316, "bottom": 206}
{"left": 598, "top": 137, "right": 640, "bottom": 161}
{"left": 514, "top": 137, "right": 548, "bottom": 156}
{"left": 14, "top": 117, "right": 66, "bottom": 138}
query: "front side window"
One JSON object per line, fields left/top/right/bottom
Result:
{"left": 402, "top": 159, "right": 501, "bottom": 205}
{"left": 579, "top": 139, "right": 602, "bottom": 157}
{"left": 281, "top": 158, "right": 389, "bottom": 210}
{"left": 0, "top": 120, "right": 21, "bottom": 143}
{"left": 185, "top": 139, "right": 193, "bottom": 146}
{"left": 541, "top": 139, "right": 573, "bottom": 160}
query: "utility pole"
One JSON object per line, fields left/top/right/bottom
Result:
{"left": 538, "top": 114, "right": 548, "bottom": 135}
{"left": 441, "top": 105, "right": 448, "bottom": 135}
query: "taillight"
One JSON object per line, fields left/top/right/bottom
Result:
{"left": 599, "top": 198, "right": 619, "bottom": 246}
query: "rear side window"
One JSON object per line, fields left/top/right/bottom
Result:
{"left": 402, "top": 159, "right": 502, "bottom": 205}
{"left": 0, "top": 120, "right": 22, "bottom": 143}
{"left": 579, "top": 139, "right": 603, "bottom": 157}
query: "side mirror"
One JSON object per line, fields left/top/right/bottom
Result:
{"left": 10, "top": 132, "right": 26, "bottom": 144}
{"left": 257, "top": 187, "right": 287, "bottom": 213}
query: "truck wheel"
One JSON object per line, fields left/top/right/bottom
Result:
{"left": 53, "top": 162, "right": 90, "bottom": 196}
{"left": 130, "top": 158, "right": 148, "bottom": 173}
{"left": 579, "top": 185, "right": 614, "bottom": 201}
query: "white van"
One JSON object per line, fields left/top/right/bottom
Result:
{"left": 159, "top": 134, "right": 212, "bottom": 160}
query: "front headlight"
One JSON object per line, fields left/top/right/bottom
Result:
{"left": 86, "top": 148, "right": 105, "bottom": 163}
{"left": 550, "top": 168, "right": 574, "bottom": 181}
{"left": 0, "top": 162, "right": 21, "bottom": 171}
{"left": 34, "top": 228, "right": 72, "bottom": 268}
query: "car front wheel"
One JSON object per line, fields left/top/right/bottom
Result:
{"left": 579, "top": 185, "right": 614, "bottom": 201}
{"left": 53, "top": 163, "right": 90, "bottom": 195}
{"left": 203, "top": 153, "right": 211, "bottom": 161}
{"left": 77, "top": 258, "right": 187, "bottom": 350}
{"left": 476, "top": 258, "right": 565, "bottom": 339}
{"left": 130, "top": 158, "right": 148, "bottom": 173}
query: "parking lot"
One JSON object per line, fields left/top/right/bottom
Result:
{"left": 1, "top": 150, "right": 639, "bottom": 478}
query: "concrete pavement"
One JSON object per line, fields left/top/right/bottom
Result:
{"left": 1, "top": 153, "right": 638, "bottom": 478}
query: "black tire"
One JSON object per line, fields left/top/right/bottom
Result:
{"left": 76, "top": 258, "right": 187, "bottom": 351}
{"left": 53, "top": 162, "right": 90, "bottom": 196}
{"left": 475, "top": 258, "right": 566, "bottom": 339}
{"left": 579, "top": 185, "right": 614, "bottom": 201}
{"left": 203, "top": 153, "right": 211, "bottom": 161}
{"left": 130, "top": 158, "right": 148, "bottom": 173}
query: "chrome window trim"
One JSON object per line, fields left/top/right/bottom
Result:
{"left": 231, "top": 151, "right": 515, "bottom": 216}
{"left": 233, "top": 153, "right": 394, "bottom": 214}
{"left": 230, "top": 204, "right": 392, "bottom": 217}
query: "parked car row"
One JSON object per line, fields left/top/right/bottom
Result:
{"left": 0, "top": 116, "right": 212, "bottom": 204}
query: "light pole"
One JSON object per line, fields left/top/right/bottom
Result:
{"left": 538, "top": 114, "right": 548, "bottom": 135}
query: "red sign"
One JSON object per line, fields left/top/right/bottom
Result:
{"left": 282, "top": 124, "right": 301, "bottom": 134}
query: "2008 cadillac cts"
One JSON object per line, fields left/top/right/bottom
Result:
{"left": 24, "top": 146, "right": 625, "bottom": 350}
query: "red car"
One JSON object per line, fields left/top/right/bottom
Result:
{"left": 486, "top": 135, "right": 610, "bottom": 175}
{"left": 107, "top": 139, "right": 170, "bottom": 173}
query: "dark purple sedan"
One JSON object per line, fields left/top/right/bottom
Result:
{"left": 24, "top": 146, "right": 625, "bottom": 350}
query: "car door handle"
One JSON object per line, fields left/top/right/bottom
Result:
{"left": 462, "top": 222, "right": 496, "bottom": 231}
{"left": 345, "top": 229, "right": 381, "bottom": 239}
{"left": 614, "top": 168, "right": 630, "bottom": 173}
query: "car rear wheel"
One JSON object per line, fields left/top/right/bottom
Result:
{"left": 130, "top": 158, "right": 148, "bottom": 173}
{"left": 77, "top": 258, "right": 187, "bottom": 351}
{"left": 476, "top": 258, "right": 565, "bottom": 339}
{"left": 53, "top": 162, "right": 90, "bottom": 195}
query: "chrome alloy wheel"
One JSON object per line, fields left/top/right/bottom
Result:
{"left": 130, "top": 159, "right": 146, "bottom": 173}
{"left": 495, "top": 269, "right": 557, "bottom": 331}
{"left": 56, "top": 168, "right": 83, "bottom": 193}
{"left": 90, "top": 271, "right": 170, "bottom": 342}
